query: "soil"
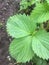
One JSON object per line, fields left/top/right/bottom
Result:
{"left": 0, "top": 0, "right": 20, "bottom": 65}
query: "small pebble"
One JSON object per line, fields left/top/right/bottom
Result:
{"left": 7, "top": 56, "right": 11, "bottom": 61}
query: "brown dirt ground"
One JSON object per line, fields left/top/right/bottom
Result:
{"left": 0, "top": 0, "right": 20, "bottom": 65}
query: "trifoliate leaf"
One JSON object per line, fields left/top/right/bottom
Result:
{"left": 7, "top": 14, "right": 36, "bottom": 38}
{"left": 32, "top": 30, "right": 49, "bottom": 60}
{"left": 9, "top": 36, "right": 34, "bottom": 63}
{"left": 30, "top": 3, "right": 49, "bottom": 23}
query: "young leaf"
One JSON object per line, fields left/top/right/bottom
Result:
{"left": 7, "top": 14, "right": 36, "bottom": 38}
{"left": 32, "top": 30, "right": 49, "bottom": 60}
{"left": 30, "top": 3, "right": 49, "bottom": 23}
{"left": 9, "top": 36, "right": 34, "bottom": 63}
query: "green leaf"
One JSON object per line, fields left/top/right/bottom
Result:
{"left": 46, "top": 0, "right": 49, "bottom": 3}
{"left": 32, "top": 30, "right": 49, "bottom": 60}
{"left": 36, "top": 59, "right": 47, "bottom": 65}
{"left": 33, "top": 56, "right": 47, "bottom": 65}
{"left": 9, "top": 36, "right": 34, "bottom": 63}
{"left": 20, "top": 0, "right": 40, "bottom": 10}
{"left": 20, "top": 0, "right": 30, "bottom": 10}
{"left": 7, "top": 14, "right": 36, "bottom": 38}
{"left": 30, "top": 3, "right": 49, "bottom": 23}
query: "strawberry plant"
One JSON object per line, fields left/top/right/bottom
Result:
{"left": 6, "top": 0, "right": 49, "bottom": 65}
